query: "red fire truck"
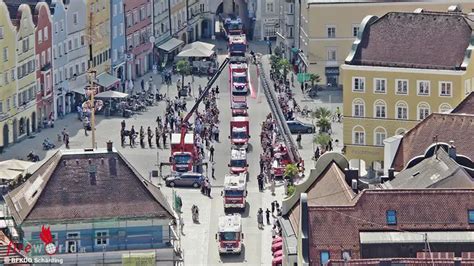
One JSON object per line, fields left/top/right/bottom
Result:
{"left": 230, "top": 117, "right": 250, "bottom": 149}
{"left": 216, "top": 214, "right": 244, "bottom": 254}
{"left": 222, "top": 173, "right": 247, "bottom": 210}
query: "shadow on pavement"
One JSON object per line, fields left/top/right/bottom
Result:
{"left": 220, "top": 245, "right": 246, "bottom": 263}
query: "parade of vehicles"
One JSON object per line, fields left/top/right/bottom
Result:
{"left": 229, "top": 148, "right": 249, "bottom": 176}
{"left": 230, "top": 117, "right": 250, "bottom": 149}
{"left": 231, "top": 95, "right": 248, "bottom": 117}
{"left": 221, "top": 173, "right": 248, "bottom": 210}
{"left": 216, "top": 214, "right": 244, "bottom": 254}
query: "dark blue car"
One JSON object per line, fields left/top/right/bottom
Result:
{"left": 286, "top": 120, "right": 315, "bottom": 134}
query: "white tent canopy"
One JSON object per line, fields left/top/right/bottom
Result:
{"left": 95, "top": 90, "right": 129, "bottom": 99}
{"left": 0, "top": 159, "right": 35, "bottom": 181}
{"left": 177, "top": 47, "right": 215, "bottom": 58}
{"left": 182, "top": 41, "right": 215, "bottom": 51}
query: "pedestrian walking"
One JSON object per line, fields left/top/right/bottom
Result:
{"left": 120, "top": 129, "right": 125, "bottom": 147}
{"left": 271, "top": 201, "right": 276, "bottom": 214}
{"left": 257, "top": 208, "right": 264, "bottom": 229}
{"left": 296, "top": 134, "right": 302, "bottom": 148}
{"left": 266, "top": 209, "right": 271, "bottom": 225}
{"left": 83, "top": 117, "right": 89, "bottom": 136}
{"left": 155, "top": 127, "right": 160, "bottom": 148}
{"left": 130, "top": 126, "right": 136, "bottom": 147}
{"left": 65, "top": 133, "right": 70, "bottom": 149}
{"left": 162, "top": 130, "right": 167, "bottom": 148}
{"left": 212, "top": 162, "right": 215, "bottom": 179}
{"left": 209, "top": 144, "right": 215, "bottom": 162}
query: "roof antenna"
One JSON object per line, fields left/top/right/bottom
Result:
{"left": 433, "top": 135, "right": 439, "bottom": 160}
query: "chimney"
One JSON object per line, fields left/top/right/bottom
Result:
{"left": 448, "top": 140, "right": 456, "bottom": 160}
{"left": 107, "top": 140, "right": 113, "bottom": 152}
{"left": 388, "top": 168, "right": 395, "bottom": 181}
{"left": 344, "top": 168, "right": 359, "bottom": 187}
{"left": 351, "top": 179, "right": 358, "bottom": 193}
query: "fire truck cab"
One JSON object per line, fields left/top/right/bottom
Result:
{"left": 222, "top": 173, "right": 247, "bottom": 210}
{"left": 216, "top": 214, "right": 244, "bottom": 254}
{"left": 229, "top": 148, "right": 248, "bottom": 176}
{"left": 228, "top": 35, "right": 247, "bottom": 57}
{"left": 170, "top": 133, "right": 197, "bottom": 172}
{"left": 231, "top": 95, "right": 248, "bottom": 117}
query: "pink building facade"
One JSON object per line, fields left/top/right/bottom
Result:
{"left": 33, "top": 2, "right": 53, "bottom": 122}
{"left": 124, "top": 0, "right": 153, "bottom": 80}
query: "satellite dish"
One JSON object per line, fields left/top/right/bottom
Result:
{"left": 149, "top": 36, "right": 156, "bottom": 44}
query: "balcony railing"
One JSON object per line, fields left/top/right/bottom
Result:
{"left": 41, "top": 63, "right": 51, "bottom": 72}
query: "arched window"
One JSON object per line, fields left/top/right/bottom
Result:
{"left": 439, "top": 103, "right": 452, "bottom": 113}
{"left": 395, "top": 101, "right": 408, "bottom": 120}
{"left": 395, "top": 128, "right": 407, "bottom": 135}
{"left": 417, "top": 102, "right": 430, "bottom": 120}
{"left": 374, "top": 127, "right": 387, "bottom": 146}
{"left": 352, "top": 98, "right": 365, "bottom": 117}
{"left": 374, "top": 100, "right": 387, "bottom": 118}
{"left": 352, "top": 125, "right": 365, "bottom": 145}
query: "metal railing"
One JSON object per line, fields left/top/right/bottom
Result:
{"left": 257, "top": 59, "right": 301, "bottom": 164}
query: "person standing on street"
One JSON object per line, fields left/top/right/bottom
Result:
{"left": 121, "top": 120, "right": 126, "bottom": 130}
{"left": 155, "top": 127, "right": 160, "bottom": 148}
{"left": 162, "top": 129, "right": 167, "bottom": 148}
{"left": 147, "top": 126, "right": 153, "bottom": 148}
{"left": 257, "top": 173, "right": 264, "bottom": 192}
{"left": 139, "top": 126, "right": 145, "bottom": 148}
{"left": 265, "top": 208, "right": 271, "bottom": 225}
{"left": 141, "top": 79, "right": 145, "bottom": 91}
{"left": 209, "top": 144, "right": 215, "bottom": 162}
{"left": 257, "top": 208, "right": 264, "bottom": 229}
{"left": 215, "top": 85, "right": 219, "bottom": 98}
{"left": 83, "top": 116, "right": 89, "bottom": 136}
{"left": 296, "top": 134, "right": 302, "bottom": 149}
{"left": 130, "top": 125, "right": 136, "bottom": 147}
{"left": 271, "top": 201, "right": 276, "bottom": 214}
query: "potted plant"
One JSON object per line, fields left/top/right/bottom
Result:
{"left": 308, "top": 73, "right": 321, "bottom": 96}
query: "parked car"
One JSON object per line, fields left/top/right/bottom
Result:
{"left": 287, "top": 120, "right": 315, "bottom": 134}
{"left": 165, "top": 172, "right": 204, "bottom": 188}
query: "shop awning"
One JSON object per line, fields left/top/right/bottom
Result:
{"left": 0, "top": 159, "right": 35, "bottom": 181}
{"left": 70, "top": 87, "right": 86, "bottom": 95}
{"left": 96, "top": 73, "right": 120, "bottom": 89}
{"left": 95, "top": 90, "right": 129, "bottom": 99}
{"left": 158, "top": 38, "right": 184, "bottom": 53}
{"left": 360, "top": 231, "right": 474, "bottom": 244}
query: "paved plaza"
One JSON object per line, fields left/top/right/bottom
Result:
{"left": 0, "top": 39, "right": 342, "bottom": 265}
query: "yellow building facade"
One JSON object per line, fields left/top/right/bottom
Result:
{"left": 341, "top": 11, "right": 474, "bottom": 173}
{"left": 300, "top": 0, "right": 474, "bottom": 85}
{"left": 0, "top": 1, "right": 18, "bottom": 148}
{"left": 87, "top": 0, "right": 111, "bottom": 75}
{"left": 10, "top": 4, "right": 37, "bottom": 145}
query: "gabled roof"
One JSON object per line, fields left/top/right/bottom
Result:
{"left": 346, "top": 11, "right": 473, "bottom": 70}
{"left": 384, "top": 149, "right": 474, "bottom": 189}
{"left": 392, "top": 113, "right": 474, "bottom": 171}
{"left": 285, "top": 153, "right": 355, "bottom": 232}
{"left": 452, "top": 92, "right": 474, "bottom": 114}
{"left": 4, "top": 149, "right": 174, "bottom": 224}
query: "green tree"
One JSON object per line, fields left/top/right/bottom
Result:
{"left": 277, "top": 58, "right": 292, "bottom": 82}
{"left": 286, "top": 185, "right": 296, "bottom": 197}
{"left": 313, "top": 133, "right": 331, "bottom": 147}
{"left": 308, "top": 73, "right": 321, "bottom": 95}
{"left": 176, "top": 59, "right": 191, "bottom": 89}
{"left": 312, "top": 107, "right": 332, "bottom": 119}
{"left": 316, "top": 116, "right": 331, "bottom": 133}
{"left": 284, "top": 163, "right": 299, "bottom": 179}
{"left": 270, "top": 54, "right": 281, "bottom": 71}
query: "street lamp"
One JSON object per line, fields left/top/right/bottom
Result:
{"left": 86, "top": 69, "right": 98, "bottom": 149}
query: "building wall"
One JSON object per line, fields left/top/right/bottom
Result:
{"left": 276, "top": 1, "right": 295, "bottom": 61}
{"left": 153, "top": 0, "right": 171, "bottom": 46}
{"left": 0, "top": 1, "right": 18, "bottom": 148}
{"left": 254, "top": 0, "right": 280, "bottom": 40}
{"left": 86, "top": 0, "right": 111, "bottom": 75}
{"left": 300, "top": 1, "right": 474, "bottom": 85}
{"left": 170, "top": 0, "right": 187, "bottom": 43}
{"left": 34, "top": 3, "right": 53, "bottom": 122}
{"left": 187, "top": 0, "right": 202, "bottom": 43}
{"left": 110, "top": 0, "right": 126, "bottom": 81}
{"left": 341, "top": 64, "right": 474, "bottom": 171}
{"left": 64, "top": 0, "right": 88, "bottom": 114}
{"left": 13, "top": 4, "right": 37, "bottom": 144}
{"left": 21, "top": 219, "right": 171, "bottom": 255}
{"left": 51, "top": 0, "right": 70, "bottom": 116}
{"left": 124, "top": 0, "right": 153, "bottom": 80}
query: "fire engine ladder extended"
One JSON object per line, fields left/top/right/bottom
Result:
{"left": 257, "top": 60, "right": 301, "bottom": 165}
{"left": 159, "top": 57, "right": 230, "bottom": 176}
